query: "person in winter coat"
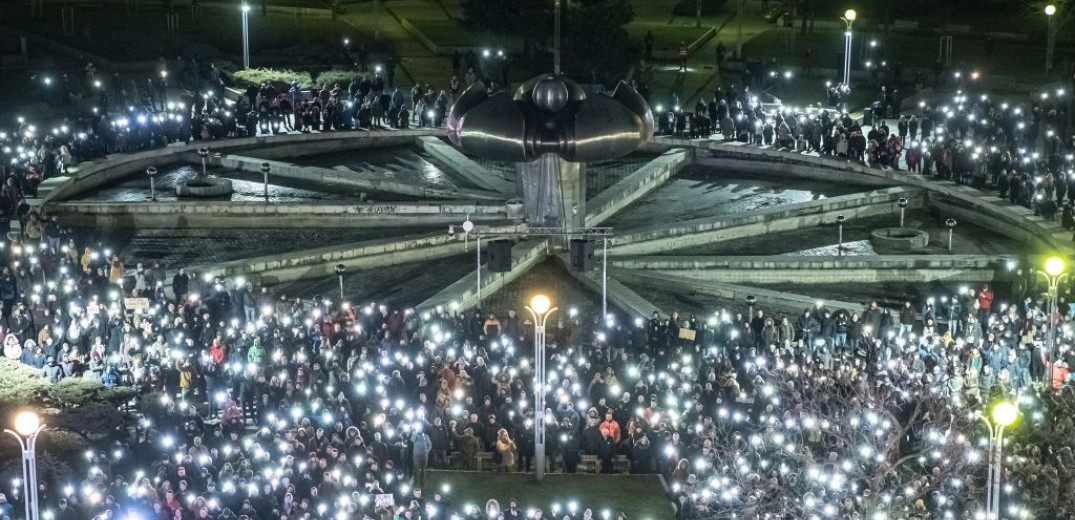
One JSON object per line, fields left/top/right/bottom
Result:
{"left": 43, "top": 356, "right": 62, "bottom": 383}
{"left": 562, "top": 431, "right": 581, "bottom": 473}
{"left": 411, "top": 427, "right": 433, "bottom": 485}
{"left": 495, "top": 428, "right": 517, "bottom": 472}
{"left": 459, "top": 428, "right": 482, "bottom": 470}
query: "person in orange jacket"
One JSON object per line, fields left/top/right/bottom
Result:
{"left": 599, "top": 411, "right": 622, "bottom": 445}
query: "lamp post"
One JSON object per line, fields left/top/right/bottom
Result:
{"left": 1039, "top": 256, "right": 1068, "bottom": 383}
{"left": 1046, "top": 5, "right": 1057, "bottom": 73}
{"left": 260, "top": 162, "right": 270, "bottom": 200}
{"left": 146, "top": 166, "right": 158, "bottom": 201}
{"left": 746, "top": 294, "right": 757, "bottom": 315}
{"left": 835, "top": 214, "right": 846, "bottom": 254}
{"left": 5, "top": 411, "right": 44, "bottom": 520}
{"left": 334, "top": 264, "right": 346, "bottom": 302}
{"left": 241, "top": 2, "right": 251, "bottom": 70}
{"left": 525, "top": 295, "right": 557, "bottom": 481}
{"left": 946, "top": 218, "right": 957, "bottom": 251}
{"left": 897, "top": 197, "right": 908, "bottom": 227}
{"left": 840, "top": 9, "right": 857, "bottom": 86}
{"left": 980, "top": 402, "right": 1017, "bottom": 519}
{"left": 554, "top": 0, "right": 561, "bottom": 74}
{"left": 198, "top": 147, "right": 209, "bottom": 176}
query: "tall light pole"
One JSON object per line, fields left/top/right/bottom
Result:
{"left": 554, "top": 0, "right": 561, "bottom": 75}
{"left": 736, "top": 0, "right": 744, "bottom": 59}
{"left": 840, "top": 9, "right": 857, "bottom": 86}
{"left": 980, "top": 402, "right": 1017, "bottom": 519}
{"left": 525, "top": 294, "right": 557, "bottom": 481}
{"left": 695, "top": 0, "right": 702, "bottom": 28}
{"left": 1039, "top": 256, "right": 1067, "bottom": 383}
{"left": 241, "top": 2, "right": 251, "bottom": 70}
{"left": 1046, "top": 4, "right": 1057, "bottom": 73}
{"left": 6, "top": 411, "right": 44, "bottom": 520}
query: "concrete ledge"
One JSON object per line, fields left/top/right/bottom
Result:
{"left": 185, "top": 231, "right": 496, "bottom": 285}
{"left": 44, "top": 130, "right": 441, "bottom": 205}
{"left": 552, "top": 253, "right": 662, "bottom": 319}
{"left": 418, "top": 137, "right": 516, "bottom": 196}
{"left": 417, "top": 240, "right": 549, "bottom": 313}
{"left": 215, "top": 153, "right": 504, "bottom": 201}
{"left": 52, "top": 201, "right": 507, "bottom": 229}
{"left": 610, "top": 186, "right": 922, "bottom": 256}
{"left": 612, "top": 255, "right": 1004, "bottom": 284}
{"left": 648, "top": 138, "right": 1075, "bottom": 256}
{"left": 617, "top": 270, "right": 863, "bottom": 315}
{"left": 610, "top": 255, "right": 1007, "bottom": 270}
{"left": 871, "top": 227, "right": 929, "bottom": 252}
{"left": 175, "top": 177, "right": 233, "bottom": 197}
{"left": 586, "top": 148, "right": 690, "bottom": 227}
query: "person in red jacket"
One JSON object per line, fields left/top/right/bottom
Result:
{"left": 599, "top": 411, "right": 621, "bottom": 445}
{"left": 977, "top": 284, "right": 994, "bottom": 327}
{"left": 1042, "top": 352, "right": 1069, "bottom": 390}
{"left": 209, "top": 337, "right": 226, "bottom": 365}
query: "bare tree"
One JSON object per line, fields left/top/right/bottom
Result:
{"left": 689, "top": 364, "right": 982, "bottom": 519}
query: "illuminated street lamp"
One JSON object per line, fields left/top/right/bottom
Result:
{"left": 525, "top": 294, "right": 557, "bottom": 481}
{"left": 840, "top": 9, "right": 857, "bottom": 86}
{"left": 980, "top": 402, "right": 1017, "bottom": 519}
{"left": 5, "top": 411, "right": 45, "bottom": 520}
{"left": 241, "top": 2, "right": 251, "bottom": 70}
{"left": 1046, "top": 4, "right": 1057, "bottom": 72}
{"left": 1039, "top": 256, "right": 1068, "bottom": 382}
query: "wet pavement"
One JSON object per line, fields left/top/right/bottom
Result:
{"left": 288, "top": 146, "right": 468, "bottom": 190}
{"left": 74, "top": 165, "right": 377, "bottom": 203}
{"left": 87, "top": 227, "right": 442, "bottom": 267}
{"left": 273, "top": 254, "right": 476, "bottom": 306}
{"left": 605, "top": 165, "right": 871, "bottom": 230}
{"left": 666, "top": 213, "right": 1021, "bottom": 256}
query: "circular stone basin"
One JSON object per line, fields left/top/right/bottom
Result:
{"left": 176, "top": 177, "right": 234, "bottom": 198}
{"left": 870, "top": 227, "right": 930, "bottom": 252}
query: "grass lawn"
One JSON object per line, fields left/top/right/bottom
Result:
{"left": 423, "top": 470, "right": 673, "bottom": 520}
{"left": 0, "top": 5, "right": 357, "bottom": 61}
{"left": 406, "top": 18, "right": 516, "bottom": 50}
{"left": 629, "top": 23, "right": 712, "bottom": 52}
{"left": 740, "top": 26, "right": 1057, "bottom": 81}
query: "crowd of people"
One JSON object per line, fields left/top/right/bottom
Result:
{"left": 0, "top": 57, "right": 481, "bottom": 224}
{"left": 656, "top": 78, "right": 1075, "bottom": 235}
{"left": 0, "top": 43, "right": 1074, "bottom": 520}
{"left": 0, "top": 204, "right": 1068, "bottom": 520}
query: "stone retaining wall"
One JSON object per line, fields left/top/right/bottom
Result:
{"left": 53, "top": 201, "right": 506, "bottom": 229}
{"left": 44, "top": 130, "right": 440, "bottom": 205}
{"left": 586, "top": 148, "right": 691, "bottom": 227}
{"left": 610, "top": 186, "right": 921, "bottom": 255}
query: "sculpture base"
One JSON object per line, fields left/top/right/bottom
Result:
{"left": 515, "top": 154, "right": 585, "bottom": 228}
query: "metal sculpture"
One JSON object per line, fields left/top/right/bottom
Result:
{"left": 446, "top": 74, "right": 654, "bottom": 227}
